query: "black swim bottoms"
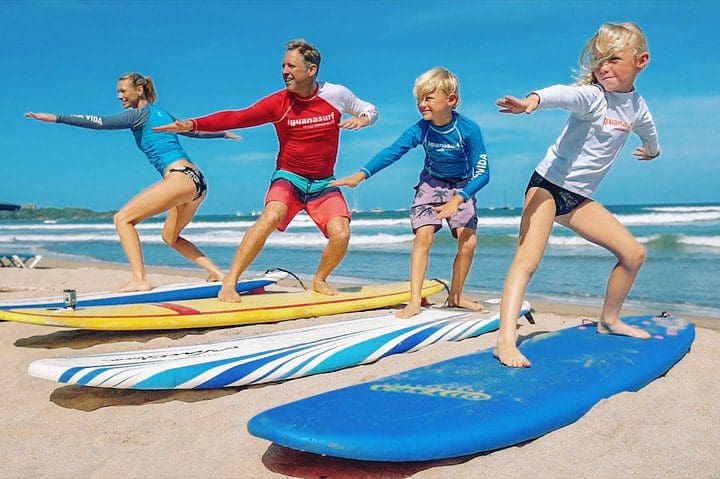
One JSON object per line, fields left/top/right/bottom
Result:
{"left": 168, "top": 166, "right": 207, "bottom": 201}
{"left": 525, "top": 171, "right": 591, "bottom": 216}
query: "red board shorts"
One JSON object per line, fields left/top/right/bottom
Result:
{"left": 265, "top": 179, "right": 351, "bottom": 238}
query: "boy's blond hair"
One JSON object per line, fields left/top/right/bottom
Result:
{"left": 576, "top": 22, "right": 649, "bottom": 86}
{"left": 413, "top": 67, "right": 460, "bottom": 108}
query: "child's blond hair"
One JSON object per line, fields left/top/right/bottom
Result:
{"left": 576, "top": 22, "right": 649, "bottom": 86}
{"left": 413, "top": 67, "right": 460, "bottom": 108}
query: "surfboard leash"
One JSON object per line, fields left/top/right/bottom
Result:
{"left": 265, "top": 268, "right": 307, "bottom": 291}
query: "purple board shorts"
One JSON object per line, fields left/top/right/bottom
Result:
{"left": 410, "top": 171, "right": 478, "bottom": 238}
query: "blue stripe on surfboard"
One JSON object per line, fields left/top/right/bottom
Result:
{"left": 135, "top": 331, "right": 368, "bottom": 389}
{"left": 5, "top": 278, "right": 274, "bottom": 309}
{"left": 198, "top": 320, "right": 452, "bottom": 387}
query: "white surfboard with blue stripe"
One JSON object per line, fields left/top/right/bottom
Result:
{"left": 0, "top": 271, "right": 287, "bottom": 310}
{"left": 27, "top": 302, "right": 531, "bottom": 390}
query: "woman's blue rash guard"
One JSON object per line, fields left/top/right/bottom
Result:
{"left": 56, "top": 104, "right": 226, "bottom": 176}
{"left": 360, "top": 111, "right": 489, "bottom": 201}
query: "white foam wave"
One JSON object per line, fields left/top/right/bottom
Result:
{"left": 644, "top": 205, "right": 720, "bottom": 213}
{"left": 678, "top": 235, "right": 720, "bottom": 249}
{"left": 616, "top": 211, "right": 720, "bottom": 225}
{"left": 0, "top": 232, "right": 415, "bottom": 247}
{"left": 547, "top": 235, "right": 660, "bottom": 247}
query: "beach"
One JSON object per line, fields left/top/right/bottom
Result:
{"left": 1, "top": 258, "right": 718, "bottom": 478}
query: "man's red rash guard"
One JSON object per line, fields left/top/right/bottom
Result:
{"left": 191, "top": 82, "right": 378, "bottom": 179}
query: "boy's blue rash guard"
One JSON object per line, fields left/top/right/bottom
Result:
{"left": 56, "top": 104, "right": 226, "bottom": 176}
{"left": 360, "top": 111, "right": 489, "bottom": 201}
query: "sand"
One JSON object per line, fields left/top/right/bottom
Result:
{"left": 0, "top": 258, "right": 718, "bottom": 478}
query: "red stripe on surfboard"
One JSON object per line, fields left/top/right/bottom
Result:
{"left": 153, "top": 303, "right": 202, "bottom": 315}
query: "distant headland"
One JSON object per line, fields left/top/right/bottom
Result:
{"left": 0, "top": 204, "right": 115, "bottom": 221}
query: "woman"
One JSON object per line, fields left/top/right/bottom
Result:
{"left": 26, "top": 73, "right": 240, "bottom": 292}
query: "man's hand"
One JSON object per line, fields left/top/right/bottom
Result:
{"left": 339, "top": 115, "right": 370, "bottom": 130}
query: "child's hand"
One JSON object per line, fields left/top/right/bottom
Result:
{"left": 153, "top": 119, "right": 194, "bottom": 133}
{"left": 331, "top": 171, "right": 366, "bottom": 188}
{"left": 633, "top": 146, "right": 659, "bottom": 161}
{"left": 25, "top": 112, "right": 57, "bottom": 123}
{"left": 432, "top": 195, "right": 464, "bottom": 220}
{"left": 496, "top": 94, "right": 539, "bottom": 115}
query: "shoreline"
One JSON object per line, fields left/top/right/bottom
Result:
{"left": 8, "top": 256, "right": 719, "bottom": 331}
{"left": 0, "top": 258, "right": 718, "bottom": 478}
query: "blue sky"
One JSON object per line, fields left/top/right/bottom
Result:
{"left": 2, "top": 0, "right": 718, "bottom": 214}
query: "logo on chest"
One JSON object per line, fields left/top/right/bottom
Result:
{"left": 287, "top": 112, "right": 336, "bottom": 128}
{"left": 603, "top": 116, "right": 633, "bottom": 132}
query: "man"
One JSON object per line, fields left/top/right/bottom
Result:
{"left": 154, "top": 39, "right": 378, "bottom": 301}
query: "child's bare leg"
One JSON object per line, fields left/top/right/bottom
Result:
{"left": 312, "top": 216, "right": 351, "bottom": 296}
{"left": 397, "top": 226, "right": 434, "bottom": 319}
{"left": 495, "top": 189, "right": 556, "bottom": 367}
{"left": 446, "top": 227, "right": 484, "bottom": 311}
{"left": 560, "top": 201, "right": 650, "bottom": 339}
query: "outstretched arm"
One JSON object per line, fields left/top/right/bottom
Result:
{"left": 25, "top": 112, "right": 58, "bottom": 123}
{"left": 27, "top": 110, "right": 142, "bottom": 130}
{"left": 496, "top": 94, "right": 540, "bottom": 114}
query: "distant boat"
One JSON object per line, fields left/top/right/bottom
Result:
{"left": 500, "top": 191, "right": 514, "bottom": 210}
{"left": 370, "top": 208, "right": 384, "bottom": 213}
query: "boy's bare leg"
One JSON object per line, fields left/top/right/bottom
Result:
{"left": 397, "top": 226, "right": 435, "bottom": 319}
{"left": 446, "top": 227, "right": 484, "bottom": 311}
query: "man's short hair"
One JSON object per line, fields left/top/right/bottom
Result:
{"left": 285, "top": 39, "right": 322, "bottom": 73}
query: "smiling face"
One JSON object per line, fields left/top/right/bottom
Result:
{"left": 593, "top": 45, "right": 649, "bottom": 92}
{"left": 417, "top": 89, "right": 457, "bottom": 126}
{"left": 282, "top": 49, "right": 317, "bottom": 97}
{"left": 117, "top": 79, "right": 143, "bottom": 109}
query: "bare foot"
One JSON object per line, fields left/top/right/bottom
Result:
{"left": 313, "top": 279, "right": 339, "bottom": 296}
{"left": 206, "top": 273, "right": 224, "bottom": 283}
{"left": 493, "top": 341, "right": 532, "bottom": 368}
{"left": 218, "top": 284, "right": 242, "bottom": 303}
{"left": 446, "top": 294, "right": 486, "bottom": 312}
{"left": 597, "top": 319, "right": 651, "bottom": 339}
{"left": 116, "top": 279, "right": 153, "bottom": 293}
{"left": 395, "top": 303, "right": 423, "bottom": 319}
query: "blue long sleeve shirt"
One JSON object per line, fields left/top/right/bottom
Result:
{"left": 360, "top": 111, "right": 489, "bottom": 200}
{"left": 57, "top": 104, "right": 226, "bottom": 176}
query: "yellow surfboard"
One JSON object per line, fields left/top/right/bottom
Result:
{"left": 0, "top": 280, "right": 446, "bottom": 330}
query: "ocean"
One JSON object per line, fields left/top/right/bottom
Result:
{"left": 1, "top": 203, "right": 719, "bottom": 319}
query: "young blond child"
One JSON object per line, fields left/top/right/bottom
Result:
{"left": 494, "top": 22, "right": 660, "bottom": 367}
{"left": 334, "top": 67, "right": 490, "bottom": 318}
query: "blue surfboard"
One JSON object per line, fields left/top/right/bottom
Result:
{"left": 0, "top": 271, "right": 286, "bottom": 310}
{"left": 248, "top": 313, "right": 694, "bottom": 461}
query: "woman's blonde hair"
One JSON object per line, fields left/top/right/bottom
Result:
{"left": 576, "top": 22, "right": 649, "bottom": 86}
{"left": 413, "top": 67, "right": 460, "bottom": 108}
{"left": 118, "top": 72, "right": 158, "bottom": 103}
